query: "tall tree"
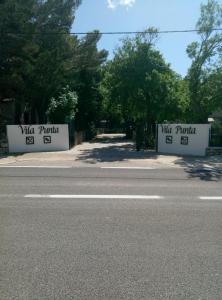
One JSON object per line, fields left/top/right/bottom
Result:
{"left": 0, "top": 0, "right": 37, "bottom": 121}
{"left": 71, "top": 31, "right": 108, "bottom": 132}
{"left": 24, "top": 0, "right": 82, "bottom": 123}
{"left": 100, "top": 30, "right": 188, "bottom": 147}
{"left": 186, "top": 0, "right": 222, "bottom": 122}
{"left": 0, "top": 0, "right": 82, "bottom": 123}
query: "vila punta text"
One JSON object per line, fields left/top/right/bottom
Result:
{"left": 161, "top": 125, "right": 197, "bottom": 135}
{"left": 19, "top": 125, "right": 59, "bottom": 135}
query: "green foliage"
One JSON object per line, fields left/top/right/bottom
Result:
{"left": 186, "top": 0, "right": 222, "bottom": 122}
{"left": 71, "top": 31, "right": 108, "bottom": 131}
{"left": 211, "top": 120, "right": 222, "bottom": 133}
{"left": 100, "top": 30, "right": 189, "bottom": 148}
{"left": 0, "top": 0, "right": 108, "bottom": 130}
{"left": 2, "top": 0, "right": 222, "bottom": 147}
{"left": 47, "top": 86, "right": 78, "bottom": 123}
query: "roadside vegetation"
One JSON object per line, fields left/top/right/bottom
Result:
{"left": 0, "top": 0, "right": 222, "bottom": 148}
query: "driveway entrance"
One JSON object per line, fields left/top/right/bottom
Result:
{"left": 1, "top": 134, "right": 222, "bottom": 173}
{"left": 74, "top": 134, "right": 152, "bottom": 164}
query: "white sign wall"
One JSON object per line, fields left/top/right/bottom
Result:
{"left": 158, "top": 124, "right": 210, "bottom": 156}
{"left": 7, "top": 124, "right": 69, "bottom": 153}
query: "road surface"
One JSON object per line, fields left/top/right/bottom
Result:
{"left": 1, "top": 166, "right": 222, "bottom": 299}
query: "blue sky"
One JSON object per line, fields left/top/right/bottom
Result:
{"left": 72, "top": 0, "right": 216, "bottom": 77}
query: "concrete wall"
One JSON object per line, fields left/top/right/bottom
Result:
{"left": 158, "top": 124, "right": 210, "bottom": 156}
{"left": 7, "top": 124, "right": 69, "bottom": 153}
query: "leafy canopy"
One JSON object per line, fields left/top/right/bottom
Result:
{"left": 186, "top": 0, "right": 222, "bottom": 122}
{"left": 100, "top": 29, "right": 188, "bottom": 127}
{"left": 47, "top": 86, "right": 78, "bottom": 123}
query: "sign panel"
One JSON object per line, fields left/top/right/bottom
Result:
{"left": 158, "top": 124, "right": 210, "bottom": 156}
{"left": 7, "top": 124, "right": 69, "bottom": 153}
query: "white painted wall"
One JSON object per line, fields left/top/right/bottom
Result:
{"left": 7, "top": 124, "right": 69, "bottom": 153}
{"left": 158, "top": 124, "right": 210, "bottom": 156}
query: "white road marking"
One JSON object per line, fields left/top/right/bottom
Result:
{"left": 101, "top": 167, "right": 155, "bottom": 170}
{"left": 24, "top": 194, "right": 163, "bottom": 199}
{"left": 0, "top": 165, "right": 72, "bottom": 168}
{"left": 199, "top": 196, "right": 222, "bottom": 200}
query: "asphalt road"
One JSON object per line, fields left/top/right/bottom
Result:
{"left": 1, "top": 166, "right": 222, "bottom": 300}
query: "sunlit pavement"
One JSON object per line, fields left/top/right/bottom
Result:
{"left": 1, "top": 134, "right": 222, "bottom": 170}
{"left": 1, "top": 166, "right": 222, "bottom": 299}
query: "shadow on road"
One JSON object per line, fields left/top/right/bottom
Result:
{"left": 76, "top": 145, "right": 158, "bottom": 163}
{"left": 89, "top": 135, "right": 129, "bottom": 144}
{"left": 174, "top": 156, "right": 222, "bottom": 181}
{"left": 77, "top": 134, "right": 222, "bottom": 181}
{"left": 76, "top": 134, "right": 158, "bottom": 163}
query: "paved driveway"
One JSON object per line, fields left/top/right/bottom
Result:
{"left": 0, "top": 134, "right": 222, "bottom": 170}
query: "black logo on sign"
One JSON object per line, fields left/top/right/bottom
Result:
{"left": 26, "top": 136, "right": 34, "bottom": 145}
{"left": 181, "top": 136, "right": 189, "bottom": 145}
{"left": 43, "top": 136, "right": 51, "bottom": 144}
{"left": 166, "top": 135, "right": 173, "bottom": 144}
